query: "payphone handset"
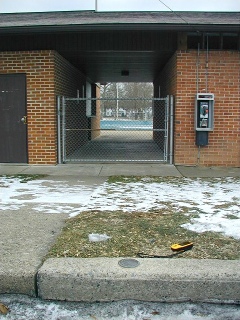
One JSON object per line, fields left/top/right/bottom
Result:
{"left": 199, "top": 101, "right": 209, "bottom": 128}
{"left": 195, "top": 93, "right": 214, "bottom": 131}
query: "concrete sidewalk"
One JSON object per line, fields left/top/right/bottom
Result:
{"left": 0, "top": 163, "right": 239, "bottom": 303}
{"left": 0, "top": 163, "right": 181, "bottom": 177}
{"left": 0, "top": 163, "right": 239, "bottom": 177}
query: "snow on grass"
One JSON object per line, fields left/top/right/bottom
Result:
{"left": 0, "top": 176, "right": 239, "bottom": 239}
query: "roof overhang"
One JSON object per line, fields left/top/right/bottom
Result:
{"left": 1, "top": 10, "right": 239, "bottom": 33}
{"left": 0, "top": 11, "right": 239, "bottom": 82}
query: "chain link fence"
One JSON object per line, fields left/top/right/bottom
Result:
{"left": 58, "top": 97, "right": 170, "bottom": 163}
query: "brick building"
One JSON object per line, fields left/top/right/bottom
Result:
{"left": 0, "top": 11, "right": 239, "bottom": 166}
{"left": 155, "top": 50, "right": 240, "bottom": 166}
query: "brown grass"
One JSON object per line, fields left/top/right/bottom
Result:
{"left": 46, "top": 209, "right": 240, "bottom": 260}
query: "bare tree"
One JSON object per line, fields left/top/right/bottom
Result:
{"left": 100, "top": 82, "right": 153, "bottom": 119}
{"left": 120, "top": 83, "right": 153, "bottom": 120}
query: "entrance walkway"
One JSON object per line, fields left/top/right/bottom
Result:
{"left": 68, "top": 131, "right": 164, "bottom": 162}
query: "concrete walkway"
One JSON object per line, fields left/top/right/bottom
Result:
{"left": 0, "top": 163, "right": 239, "bottom": 177}
{"left": 0, "top": 164, "right": 239, "bottom": 303}
{"left": 0, "top": 163, "right": 181, "bottom": 177}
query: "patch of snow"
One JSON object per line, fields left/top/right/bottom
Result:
{"left": 88, "top": 233, "right": 111, "bottom": 242}
{"left": 182, "top": 212, "right": 240, "bottom": 239}
{"left": 0, "top": 176, "right": 239, "bottom": 239}
{"left": 1, "top": 294, "right": 240, "bottom": 320}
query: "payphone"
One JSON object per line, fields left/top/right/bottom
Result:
{"left": 195, "top": 93, "right": 214, "bottom": 146}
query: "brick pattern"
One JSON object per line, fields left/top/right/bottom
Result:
{"left": 54, "top": 51, "right": 88, "bottom": 161}
{"left": 156, "top": 50, "right": 240, "bottom": 167}
{"left": 0, "top": 50, "right": 56, "bottom": 164}
{"left": 0, "top": 50, "right": 87, "bottom": 164}
{"left": 2, "top": 49, "right": 238, "bottom": 166}
{"left": 154, "top": 53, "right": 178, "bottom": 160}
{"left": 154, "top": 53, "right": 177, "bottom": 98}
{"left": 54, "top": 51, "right": 86, "bottom": 98}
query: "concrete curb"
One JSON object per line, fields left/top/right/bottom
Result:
{"left": 37, "top": 258, "right": 240, "bottom": 303}
{"left": 0, "top": 269, "right": 37, "bottom": 297}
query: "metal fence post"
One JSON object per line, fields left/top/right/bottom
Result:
{"left": 169, "top": 95, "right": 174, "bottom": 165}
{"left": 57, "top": 96, "right": 62, "bottom": 164}
{"left": 62, "top": 96, "right": 66, "bottom": 163}
{"left": 164, "top": 96, "right": 169, "bottom": 162}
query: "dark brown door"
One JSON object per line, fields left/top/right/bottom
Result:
{"left": 0, "top": 74, "right": 28, "bottom": 163}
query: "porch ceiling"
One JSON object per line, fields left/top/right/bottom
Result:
{"left": 0, "top": 29, "right": 178, "bottom": 83}
{"left": 61, "top": 50, "right": 175, "bottom": 83}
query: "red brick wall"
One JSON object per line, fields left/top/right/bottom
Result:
{"left": 154, "top": 53, "right": 177, "bottom": 156}
{"left": 0, "top": 50, "right": 87, "bottom": 164}
{"left": 0, "top": 50, "right": 56, "bottom": 164}
{"left": 155, "top": 50, "right": 240, "bottom": 167}
{"left": 2, "top": 49, "right": 239, "bottom": 166}
{"left": 54, "top": 52, "right": 88, "bottom": 160}
{"left": 54, "top": 51, "right": 86, "bottom": 98}
{"left": 154, "top": 53, "right": 177, "bottom": 98}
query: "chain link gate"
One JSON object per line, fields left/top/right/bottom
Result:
{"left": 58, "top": 97, "right": 172, "bottom": 163}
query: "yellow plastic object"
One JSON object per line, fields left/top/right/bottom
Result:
{"left": 171, "top": 241, "right": 193, "bottom": 252}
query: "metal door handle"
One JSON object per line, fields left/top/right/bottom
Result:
{"left": 21, "top": 116, "right": 27, "bottom": 124}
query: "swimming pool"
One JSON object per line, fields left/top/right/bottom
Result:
{"left": 101, "top": 120, "right": 153, "bottom": 130}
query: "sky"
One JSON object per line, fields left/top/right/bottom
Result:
{"left": 0, "top": 0, "right": 239, "bottom": 13}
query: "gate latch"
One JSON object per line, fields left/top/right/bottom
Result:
{"left": 21, "top": 116, "right": 27, "bottom": 124}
